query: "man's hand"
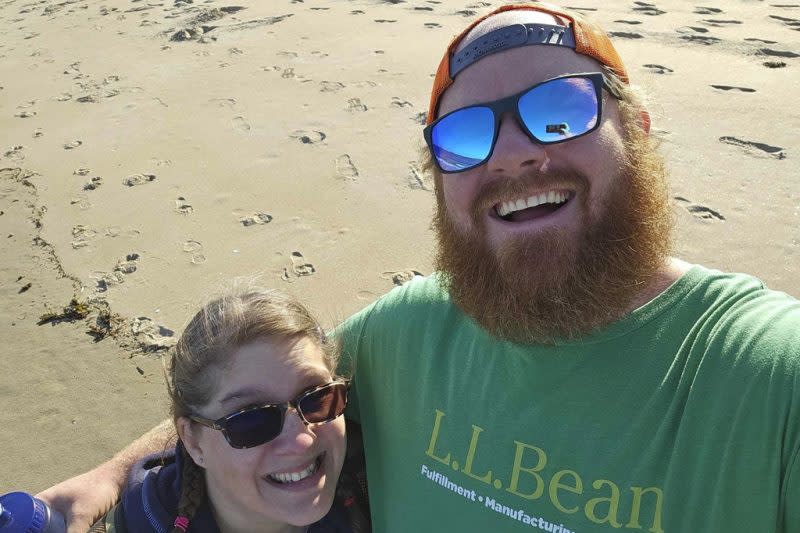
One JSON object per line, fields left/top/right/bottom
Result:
{"left": 36, "top": 463, "right": 122, "bottom": 533}
{"left": 35, "top": 419, "right": 175, "bottom": 533}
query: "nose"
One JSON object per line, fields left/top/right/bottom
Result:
{"left": 485, "top": 111, "right": 547, "bottom": 174}
{"left": 272, "top": 407, "right": 315, "bottom": 451}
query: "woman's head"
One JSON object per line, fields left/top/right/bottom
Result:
{"left": 168, "top": 287, "right": 347, "bottom": 531}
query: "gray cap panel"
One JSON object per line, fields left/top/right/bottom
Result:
{"left": 449, "top": 23, "right": 576, "bottom": 78}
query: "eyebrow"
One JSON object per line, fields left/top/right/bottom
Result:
{"left": 218, "top": 369, "right": 331, "bottom": 407}
{"left": 219, "top": 387, "right": 270, "bottom": 406}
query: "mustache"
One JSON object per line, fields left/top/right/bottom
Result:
{"left": 470, "top": 168, "right": 590, "bottom": 220}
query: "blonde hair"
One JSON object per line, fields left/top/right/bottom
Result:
{"left": 165, "top": 286, "right": 339, "bottom": 532}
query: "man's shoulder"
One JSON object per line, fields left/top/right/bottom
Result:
{"left": 690, "top": 265, "right": 800, "bottom": 366}
{"left": 347, "top": 273, "right": 451, "bottom": 321}
{"left": 688, "top": 264, "right": 798, "bottom": 312}
{"left": 336, "top": 273, "right": 460, "bottom": 343}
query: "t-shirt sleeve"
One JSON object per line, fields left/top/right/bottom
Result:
{"left": 333, "top": 300, "right": 380, "bottom": 424}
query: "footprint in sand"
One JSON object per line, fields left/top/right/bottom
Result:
{"left": 680, "top": 34, "right": 721, "bottom": 45}
{"left": 415, "top": 6, "right": 434, "bottom": 11}
{"left": 425, "top": 22, "right": 441, "bottom": 28}
{"left": 14, "top": 110, "right": 37, "bottom": 118}
{"left": 455, "top": 10, "right": 477, "bottom": 17}
{"left": 763, "top": 61, "right": 788, "bottom": 68}
{"left": 769, "top": 15, "right": 800, "bottom": 29}
{"left": 336, "top": 154, "right": 359, "bottom": 180}
{"left": 632, "top": 2, "right": 666, "bottom": 16}
{"left": 281, "top": 67, "right": 297, "bottom": 79}
{"left": 123, "top": 173, "right": 156, "bottom": 186}
{"left": 104, "top": 226, "right": 141, "bottom": 239}
{"left": 710, "top": 85, "right": 755, "bottom": 93}
{"left": 702, "top": 19, "right": 743, "bottom": 27}
{"left": 290, "top": 251, "right": 315, "bottom": 277}
{"left": 745, "top": 38, "right": 778, "bottom": 44}
{"left": 677, "top": 26, "right": 709, "bottom": 34}
{"left": 374, "top": 19, "right": 397, "bottom": 23}
{"left": 182, "top": 239, "right": 206, "bottom": 264}
{"left": 609, "top": 31, "right": 643, "bottom": 39}
{"left": 381, "top": 269, "right": 424, "bottom": 286}
{"left": 131, "top": 317, "right": 177, "bottom": 351}
{"left": 674, "top": 197, "right": 725, "bottom": 221}
{"left": 758, "top": 48, "right": 800, "bottom": 58}
{"left": 96, "top": 253, "right": 140, "bottom": 292}
{"left": 33, "top": 129, "right": 43, "bottom": 138}
{"left": 694, "top": 6, "right": 722, "bottom": 14}
{"left": 63, "top": 140, "right": 82, "bottom": 150}
{"left": 83, "top": 176, "right": 103, "bottom": 190}
{"left": 71, "top": 224, "right": 97, "bottom": 249}
{"left": 233, "top": 116, "right": 251, "bottom": 132}
{"left": 175, "top": 196, "right": 193, "bottom": 214}
{"left": 614, "top": 19, "right": 643, "bottom": 24}
{"left": 347, "top": 98, "right": 368, "bottom": 112}
{"left": 291, "top": 130, "right": 326, "bottom": 144}
{"left": 74, "top": 167, "right": 90, "bottom": 176}
{"left": 239, "top": 212, "right": 273, "bottom": 226}
{"left": 392, "top": 97, "right": 413, "bottom": 108}
{"left": 212, "top": 97, "right": 237, "bottom": 108}
{"left": 719, "top": 136, "right": 786, "bottom": 160}
{"left": 643, "top": 64, "right": 674, "bottom": 74}
{"left": 320, "top": 81, "right": 345, "bottom": 93}
{"left": 3, "top": 145, "right": 25, "bottom": 161}
{"left": 70, "top": 195, "right": 92, "bottom": 210}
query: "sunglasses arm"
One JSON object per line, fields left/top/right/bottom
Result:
{"left": 188, "top": 414, "right": 224, "bottom": 431}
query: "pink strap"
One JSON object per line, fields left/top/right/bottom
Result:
{"left": 174, "top": 516, "right": 190, "bottom": 532}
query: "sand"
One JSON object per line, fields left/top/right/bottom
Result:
{"left": 1, "top": 0, "right": 798, "bottom": 494}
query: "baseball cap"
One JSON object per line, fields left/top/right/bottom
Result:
{"left": 427, "top": 3, "right": 629, "bottom": 125}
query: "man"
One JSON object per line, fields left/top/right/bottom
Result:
{"left": 40, "top": 4, "right": 799, "bottom": 532}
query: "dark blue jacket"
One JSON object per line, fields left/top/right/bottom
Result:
{"left": 103, "top": 442, "right": 360, "bottom": 533}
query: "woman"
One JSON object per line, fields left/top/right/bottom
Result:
{"left": 91, "top": 287, "right": 369, "bottom": 532}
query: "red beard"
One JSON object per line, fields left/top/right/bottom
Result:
{"left": 432, "top": 128, "right": 673, "bottom": 344}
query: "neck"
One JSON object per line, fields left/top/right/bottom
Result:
{"left": 216, "top": 515, "right": 306, "bottom": 533}
{"left": 209, "top": 491, "right": 307, "bottom": 533}
{"left": 622, "top": 257, "right": 691, "bottom": 315}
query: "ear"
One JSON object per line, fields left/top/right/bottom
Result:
{"left": 177, "top": 416, "right": 206, "bottom": 466}
{"left": 639, "top": 109, "right": 651, "bottom": 135}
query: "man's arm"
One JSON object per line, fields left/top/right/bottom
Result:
{"left": 36, "top": 419, "right": 175, "bottom": 533}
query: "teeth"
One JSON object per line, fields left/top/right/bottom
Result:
{"left": 497, "top": 191, "right": 569, "bottom": 218}
{"left": 269, "top": 459, "right": 318, "bottom": 484}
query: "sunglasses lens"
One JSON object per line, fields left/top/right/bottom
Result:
{"left": 225, "top": 406, "right": 283, "bottom": 448}
{"left": 431, "top": 106, "right": 494, "bottom": 172}
{"left": 518, "top": 76, "right": 598, "bottom": 143}
{"left": 299, "top": 383, "right": 348, "bottom": 424}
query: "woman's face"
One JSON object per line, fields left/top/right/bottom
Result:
{"left": 180, "top": 336, "right": 346, "bottom": 530}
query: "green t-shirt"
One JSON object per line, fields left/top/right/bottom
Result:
{"left": 338, "top": 265, "right": 800, "bottom": 533}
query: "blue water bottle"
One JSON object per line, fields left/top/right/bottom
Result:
{"left": 0, "top": 492, "right": 66, "bottom": 533}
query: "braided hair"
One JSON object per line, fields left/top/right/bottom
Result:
{"left": 169, "top": 445, "right": 206, "bottom": 533}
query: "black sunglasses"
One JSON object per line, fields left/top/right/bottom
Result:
{"left": 189, "top": 380, "right": 350, "bottom": 449}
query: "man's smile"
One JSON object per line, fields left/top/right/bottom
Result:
{"left": 489, "top": 188, "right": 576, "bottom": 225}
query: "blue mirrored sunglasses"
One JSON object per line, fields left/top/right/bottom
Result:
{"left": 424, "top": 72, "right": 612, "bottom": 174}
